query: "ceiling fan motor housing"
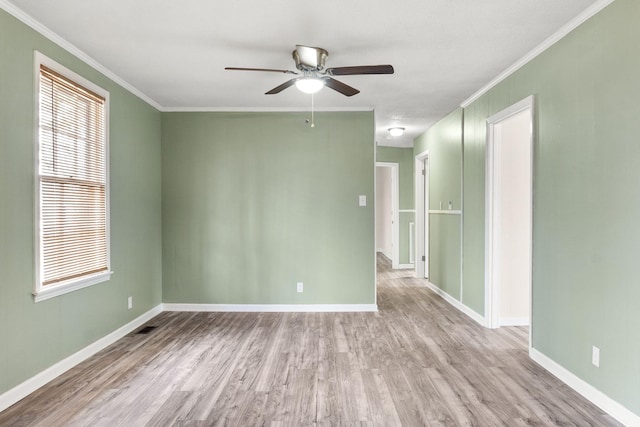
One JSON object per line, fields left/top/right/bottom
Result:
{"left": 293, "top": 46, "right": 328, "bottom": 71}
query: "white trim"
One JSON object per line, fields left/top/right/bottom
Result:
{"left": 395, "top": 264, "right": 414, "bottom": 269}
{"left": 0, "top": 1, "right": 374, "bottom": 116}
{"left": 373, "top": 123, "right": 378, "bottom": 308}
{"left": 0, "top": 0, "right": 614, "bottom": 114}
{"left": 485, "top": 110, "right": 498, "bottom": 330}
{"left": 428, "top": 210, "right": 462, "bottom": 215}
{"left": 33, "top": 271, "right": 114, "bottom": 302}
{"left": 415, "top": 150, "right": 429, "bottom": 279}
{"left": 425, "top": 281, "right": 486, "bottom": 327}
{"left": 461, "top": 0, "right": 615, "bottom": 108}
{"left": 163, "top": 106, "right": 374, "bottom": 113}
{"left": 162, "top": 303, "right": 378, "bottom": 312}
{"left": 0, "top": 304, "right": 163, "bottom": 413}
{"left": 499, "top": 317, "right": 529, "bottom": 327}
{"left": 33, "top": 51, "right": 113, "bottom": 302}
{"left": 487, "top": 96, "right": 535, "bottom": 123}
{"left": 409, "top": 221, "right": 415, "bottom": 264}
{"left": 460, "top": 107, "right": 465, "bottom": 310}
{"left": 377, "top": 249, "right": 392, "bottom": 260}
{"left": 398, "top": 209, "right": 416, "bottom": 213}
{"left": 530, "top": 348, "right": 640, "bottom": 427}
{"left": 0, "top": 0, "right": 162, "bottom": 110}
{"left": 485, "top": 96, "right": 534, "bottom": 338}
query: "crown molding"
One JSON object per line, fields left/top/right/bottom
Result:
{"left": 0, "top": 1, "right": 371, "bottom": 115}
{"left": 2, "top": 0, "right": 616, "bottom": 113}
{"left": 460, "top": 0, "right": 616, "bottom": 108}
{"left": 0, "top": 0, "right": 164, "bottom": 111}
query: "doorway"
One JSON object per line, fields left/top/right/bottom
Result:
{"left": 485, "top": 96, "right": 534, "bottom": 331}
{"left": 414, "top": 151, "right": 429, "bottom": 279}
{"left": 375, "top": 162, "right": 399, "bottom": 267}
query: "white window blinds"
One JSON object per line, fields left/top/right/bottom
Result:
{"left": 38, "top": 65, "right": 108, "bottom": 287}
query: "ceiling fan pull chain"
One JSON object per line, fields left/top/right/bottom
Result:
{"left": 310, "top": 93, "right": 315, "bottom": 128}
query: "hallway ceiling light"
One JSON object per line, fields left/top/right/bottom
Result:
{"left": 388, "top": 127, "right": 405, "bottom": 137}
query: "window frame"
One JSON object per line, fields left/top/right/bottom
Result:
{"left": 33, "top": 51, "right": 112, "bottom": 302}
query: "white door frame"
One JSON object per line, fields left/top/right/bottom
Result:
{"left": 414, "top": 150, "right": 429, "bottom": 279}
{"left": 376, "top": 162, "right": 400, "bottom": 268}
{"left": 485, "top": 95, "right": 534, "bottom": 342}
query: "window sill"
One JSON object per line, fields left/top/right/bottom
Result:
{"left": 33, "top": 271, "right": 114, "bottom": 303}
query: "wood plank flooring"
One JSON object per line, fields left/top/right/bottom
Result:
{"left": 0, "top": 254, "right": 621, "bottom": 426}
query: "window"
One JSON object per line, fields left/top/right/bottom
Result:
{"left": 34, "top": 53, "right": 111, "bottom": 302}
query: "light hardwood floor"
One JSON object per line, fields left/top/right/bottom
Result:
{"left": 0, "top": 254, "right": 621, "bottom": 426}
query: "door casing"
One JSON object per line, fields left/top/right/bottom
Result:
{"left": 484, "top": 95, "right": 535, "bottom": 348}
{"left": 414, "top": 151, "right": 429, "bottom": 279}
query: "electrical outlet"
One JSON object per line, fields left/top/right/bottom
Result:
{"left": 127, "top": 296, "right": 133, "bottom": 310}
{"left": 297, "top": 282, "right": 303, "bottom": 293}
{"left": 592, "top": 346, "right": 600, "bottom": 367}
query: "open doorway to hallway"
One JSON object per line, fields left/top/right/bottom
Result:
{"left": 375, "top": 160, "right": 415, "bottom": 273}
{"left": 485, "top": 96, "right": 534, "bottom": 331}
{"left": 375, "top": 164, "right": 396, "bottom": 263}
{"left": 376, "top": 252, "right": 426, "bottom": 290}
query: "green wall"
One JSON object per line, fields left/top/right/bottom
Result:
{"left": 376, "top": 146, "right": 415, "bottom": 265}
{"left": 460, "top": 0, "right": 639, "bottom": 415}
{"left": 414, "top": 108, "right": 463, "bottom": 299}
{"left": 418, "top": 1, "right": 640, "bottom": 413}
{"left": 0, "top": 9, "right": 162, "bottom": 395}
{"left": 161, "top": 112, "right": 375, "bottom": 305}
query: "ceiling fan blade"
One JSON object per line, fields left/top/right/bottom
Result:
{"left": 325, "top": 65, "right": 394, "bottom": 76}
{"left": 265, "top": 78, "right": 299, "bottom": 95}
{"left": 323, "top": 77, "right": 360, "bottom": 97}
{"left": 225, "top": 67, "right": 297, "bottom": 74}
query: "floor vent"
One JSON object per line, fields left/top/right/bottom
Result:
{"left": 136, "top": 326, "right": 157, "bottom": 334}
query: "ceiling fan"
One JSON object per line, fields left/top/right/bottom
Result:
{"left": 225, "top": 45, "right": 394, "bottom": 97}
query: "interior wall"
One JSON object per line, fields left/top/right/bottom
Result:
{"left": 414, "top": 108, "right": 463, "bottom": 299}
{"left": 161, "top": 111, "right": 375, "bottom": 305}
{"left": 375, "top": 166, "right": 392, "bottom": 258}
{"left": 0, "top": 9, "right": 163, "bottom": 396}
{"left": 461, "top": 0, "right": 639, "bottom": 415}
{"left": 376, "top": 146, "right": 415, "bottom": 265}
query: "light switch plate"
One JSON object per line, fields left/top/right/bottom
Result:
{"left": 592, "top": 346, "right": 600, "bottom": 367}
{"left": 359, "top": 195, "right": 366, "bottom": 206}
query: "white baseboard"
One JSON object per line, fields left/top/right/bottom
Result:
{"left": 377, "top": 250, "right": 392, "bottom": 261}
{"left": 530, "top": 348, "right": 640, "bottom": 427}
{"left": 0, "top": 301, "right": 378, "bottom": 413}
{"left": 0, "top": 304, "right": 163, "bottom": 413}
{"left": 500, "top": 317, "right": 529, "bottom": 327}
{"left": 162, "top": 303, "right": 378, "bottom": 313}
{"left": 425, "top": 281, "right": 486, "bottom": 327}
{"left": 394, "top": 263, "right": 414, "bottom": 269}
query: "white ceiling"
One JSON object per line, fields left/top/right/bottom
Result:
{"left": 7, "top": 0, "right": 599, "bottom": 147}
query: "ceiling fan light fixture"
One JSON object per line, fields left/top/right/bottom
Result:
{"left": 295, "top": 78, "right": 324, "bottom": 94}
{"left": 388, "top": 127, "right": 405, "bottom": 137}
